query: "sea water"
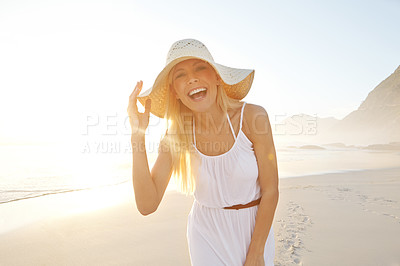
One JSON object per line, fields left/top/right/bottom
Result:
{"left": 0, "top": 143, "right": 136, "bottom": 204}
{"left": 1, "top": 142, "right": 399, "bottom": 205}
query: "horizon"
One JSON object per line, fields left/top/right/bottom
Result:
{"left": 0, "top": 0, "right": 399, "bottom": 144}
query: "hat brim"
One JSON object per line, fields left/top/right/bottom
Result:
{"left": 138, "top": 56, "right": 254, "bottom": 118}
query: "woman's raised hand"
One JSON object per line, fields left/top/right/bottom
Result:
{"left": 127, "top": 80, "right": 151, "bottom": 137}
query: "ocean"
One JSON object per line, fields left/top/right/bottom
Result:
{"left": 1, "top": 142, "right": 399, "bottom": 205}
{"left": 0, "top": 143, "right": 134, "bottom": 204}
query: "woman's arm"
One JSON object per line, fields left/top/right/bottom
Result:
{"left": 128, "top": 81, "right": 174, "bottom": 216}
{"left": 131, "top": 135, "right": 173, "bottom": 215}
{"left": 243, "top": 104, "right": 279, "bottom": 265}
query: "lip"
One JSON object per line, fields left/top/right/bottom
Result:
{"left": 187, "top": 86, "right": 207, "bottom": 96}
{"left": 187, "top": 86, "right": 208, "bottom": 102}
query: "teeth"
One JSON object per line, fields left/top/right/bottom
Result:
{"left": 188, "top": 88, "right": 206, "bottom": 96}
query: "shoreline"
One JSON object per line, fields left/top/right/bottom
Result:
{"left": 2, "top": 164, "right": 399, "bottom": 206}
{"left": 0, "top": 166, "right": 399, "bottom": 265}
{"left": 0, "top": 180, "right": 131, "bottom": 205}
{"left": 280, "top": 165, "right": 400, "bottom": 179}
{"left": 1, "top": 166, "right": 400, "bottom": 235}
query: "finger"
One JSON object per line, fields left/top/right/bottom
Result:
{"left": 129, "top": 81, "right": 143, "bottom": 105}
{"left": 132, "top": 80, "right": 143, "bottom": 97}
{"left": 127, "top": 100, "right": 138, "bottom": 114}
{"left": 129, "top": 81, "right": 141, "bottom": 113}
{"left": 129, "top": 81, "right": 140, "bottom": 97}
{"left": 136, "top": 80, "right": 144, "bottom": 95}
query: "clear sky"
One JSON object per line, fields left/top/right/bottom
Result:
{"left": 0, "top": 0, "right": 399, "bottom": 144}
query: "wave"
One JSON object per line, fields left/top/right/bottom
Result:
{"left": 0, "top": 180, "right": 129, "bottom": 205}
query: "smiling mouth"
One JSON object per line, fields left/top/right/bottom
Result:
{"left": 188, "top": 87, "right": 207, "bottom": 100}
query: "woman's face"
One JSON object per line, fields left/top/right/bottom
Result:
{"left": 170, "top": 59, "right": 220, "bottom": 113}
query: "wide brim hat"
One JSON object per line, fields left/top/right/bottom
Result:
{"left": 138, "top": 39, "right": 255, "bottom": 118}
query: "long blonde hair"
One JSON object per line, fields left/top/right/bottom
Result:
{"left": 162, "top": 63, "right": 242, "bottom": 194}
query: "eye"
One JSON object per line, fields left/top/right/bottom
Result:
{"left": 175, "top": 73, "right": 185, "bottom": 79}
{"left": 196, "top": 66, "right": 206, "bottom": 71}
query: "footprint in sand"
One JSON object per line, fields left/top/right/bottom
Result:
{"left": 274, "top": 201, "right": 312, "bottom": 266}
{"left": 321, "top": 185, "right": 400, "bottom": 223}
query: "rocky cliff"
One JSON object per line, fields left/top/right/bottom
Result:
{"left": 330, "top": 65, "right": 400, "bottom": 144}
{"left": 274, "top": 66, "right": 400, "bottom": 145}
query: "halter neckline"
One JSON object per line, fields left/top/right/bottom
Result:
{"left": 192, "top": 102, "right": 246, "bottom": 157}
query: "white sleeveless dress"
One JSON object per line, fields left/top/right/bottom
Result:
{"left": 187, "top": 102, "right": 275, "bottom": 266}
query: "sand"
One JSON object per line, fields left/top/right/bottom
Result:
{"left": 0, "top": 167, "right": 399, "bottom": 266}
{"left": 274, "top": 167, "right": 400, "bottom": 266}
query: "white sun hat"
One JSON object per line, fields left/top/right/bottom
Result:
{"left": 137, "top": 39, "right": 255, "bottom": 118}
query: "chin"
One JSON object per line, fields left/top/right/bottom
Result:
{"left": 181, "top": 100, "right": 213, "bottom": 113}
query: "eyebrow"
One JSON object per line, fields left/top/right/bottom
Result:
{"left": 174, "top": 61, "right": 205, "bottom": 73}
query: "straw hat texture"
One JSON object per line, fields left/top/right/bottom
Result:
{"left": 137, "top": 39, "right": 255, "bottom": 118}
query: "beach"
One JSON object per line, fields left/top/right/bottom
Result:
{"left": 1, "top": 1, "right": 399, "bottom": 265}
{"left": 274, "top": 167, "right": 400, "bottom": 266}
{"left": 1, "top": 167, "right": 399, "bottom": 265}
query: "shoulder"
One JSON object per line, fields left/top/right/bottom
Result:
{"left": 242, "top": 103, "right": 272, "bottom": 144}
{"left": 243, "top": 103, "right": 268, "bottom": 119}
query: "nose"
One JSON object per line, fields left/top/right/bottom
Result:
{"left": 188, "top": 77, "right": 199, "bottom": 85}
{"left": 187, "top": 72, "right": 199, "bottom": 85}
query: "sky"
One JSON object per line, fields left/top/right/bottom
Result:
{"left": 0, "top": 0, "right": 399, "bottom": 144}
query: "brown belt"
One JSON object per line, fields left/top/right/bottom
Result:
{"left": 223, "top": 198, "right": 261, "bottom": 210}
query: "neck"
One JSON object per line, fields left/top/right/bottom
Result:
{"left": 192, "top": 104, "right": 226, "bottom": 134}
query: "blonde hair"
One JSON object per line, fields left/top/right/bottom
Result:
{"left": 162, "top": 62, "right": 242, "bottom": 194}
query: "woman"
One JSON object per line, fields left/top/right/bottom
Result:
{"left": 127, "top": 39, "right": 279, "bottom": 266}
